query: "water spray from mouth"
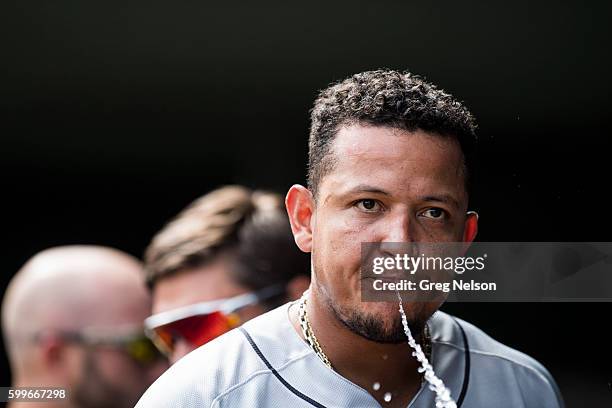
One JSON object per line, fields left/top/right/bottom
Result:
{"left": 397, "top": 291, "right": 457, "bottom": 408}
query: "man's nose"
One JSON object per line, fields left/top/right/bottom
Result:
{"left": 170, "top": 339, "right": 196, "bottom": 365}
{"left": 378, "top": 212, "right": 415, "bottom": 261}
{"left": 383, "top": 211, "right": 412, "bottom": 243}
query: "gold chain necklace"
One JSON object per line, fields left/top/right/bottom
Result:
{"left": 298, "top": 294, "right": 333, "bottom": 368}
{"left": 297, "top": 293, "right": 432, "bottom": 370}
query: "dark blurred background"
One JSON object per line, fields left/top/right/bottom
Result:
{"left": 1, "top": 0, "right": 611, "bottom": 406}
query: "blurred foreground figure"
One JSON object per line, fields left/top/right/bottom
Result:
{"left": 143, "top": 186, "right": 310, "bottom": 364}
{"left": 2, "top": 246, "right": 168, "bottom": 408}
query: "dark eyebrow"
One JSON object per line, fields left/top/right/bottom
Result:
{"left": 421, "top": 194, "right": 460, "bottom": 209}
{"left": 323, "top": 184, "right": 390, "bottom": 204}
{"left": 327, "top": 186, "right": 460, "bottom": 208}
{"left": 346, "top": 184, "right": 391, "bottom": 196}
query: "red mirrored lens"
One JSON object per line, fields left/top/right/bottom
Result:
{"left": 152, "top": 312, "right": 233, "bottom": 353}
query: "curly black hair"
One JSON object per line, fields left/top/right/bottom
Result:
{"left": 308, "top": 69, "right": 477, "bottom": 197}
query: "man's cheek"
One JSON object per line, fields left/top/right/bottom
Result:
{"left": 319, "top": 214, "right": 365, "bottom": 277}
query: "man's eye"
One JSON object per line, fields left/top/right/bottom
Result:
{"left": 420, "top": 208, "right": 446, "bottom": 219}
{"left": 355, "top": 199, "right": 382, "bottom": 212}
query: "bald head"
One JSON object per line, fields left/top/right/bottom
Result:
{"left": 2, "top": 246, "right": 151, "bottom": 377}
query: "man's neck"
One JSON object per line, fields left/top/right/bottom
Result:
{"left": 289, "top": 293, "right": 423, "bottom": 408}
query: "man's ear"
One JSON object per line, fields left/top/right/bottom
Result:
{"left": 285, "top": 185, "right": 314, "bottom": 253}
{"left": 463, "top": 210, "right": 479, "bottom": 243}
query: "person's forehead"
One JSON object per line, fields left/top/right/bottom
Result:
{"left": 151, "top": 258, "right": 247, "bottom": 314}
{"left": 332, "top": 124, "right": 460, "bottom": 161}
{"left": 321, "top": 124, "right": 465, "bottom": 194}
{"left": 82, "top": 278, "right": 152, "bottom": 327}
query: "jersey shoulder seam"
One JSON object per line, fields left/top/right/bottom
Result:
{"left": 210, "top": 349, "right": 313, "bottom": 407}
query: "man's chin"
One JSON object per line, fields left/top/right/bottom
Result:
{"left": 329, "top": 301, "right": 425, "bottom": 344}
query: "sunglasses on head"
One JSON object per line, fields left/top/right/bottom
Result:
{"left": 144, "top": 285, "right": 283, "bottom": 357}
